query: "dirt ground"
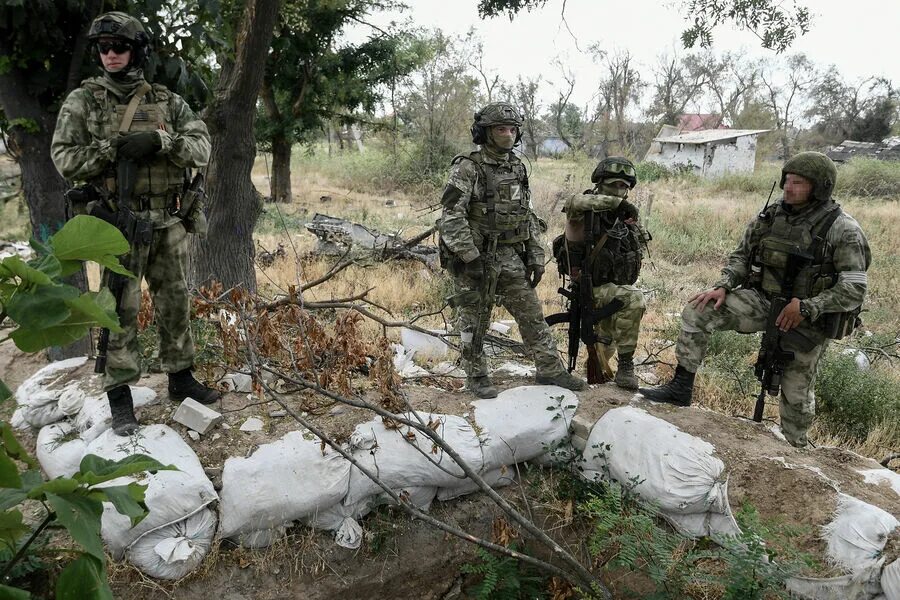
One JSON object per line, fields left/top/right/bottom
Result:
{"left": 2, "top": 338, "right": 899, "bottom": 599}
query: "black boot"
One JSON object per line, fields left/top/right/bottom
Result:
{"left": 108, "top": 385, "right": 139, "bottom": 436}
{"left": 169, "top": 368, "right": 222, "bottom": 405}
{"left": 466, "top": 376, "right": 499, "bottom": 399}
{"left": 639, "top": 365, "right": 695, "bottom": 407}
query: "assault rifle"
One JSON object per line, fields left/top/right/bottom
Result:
{"left": 93, "top": 159, "right": 153, "bottom": 374}
{"left": 546, "top": 211, "right": 623, "bottom": 383}
{"left": 752, "top": 247, "right": 812, "bottom": 422}
{"left": 463, "top": 233, "right": 501, "bottom": 365}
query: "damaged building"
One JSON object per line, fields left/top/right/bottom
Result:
{"left": 644, "top": 128, "right": 770, "bottom": 177}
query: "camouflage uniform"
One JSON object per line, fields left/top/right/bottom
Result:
{"left": 643, "top": 152, "right": 871, "bottom": 447}
{"left": 51, "top": 12, "right": 216, "bottom": 434}
{"left": 438, "top": 103, "right": 583, "bottom": 397}
{"left": 52, "top": 72, "right": 209, "bottom": 392}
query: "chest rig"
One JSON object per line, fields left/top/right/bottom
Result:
{"left": 83, "top": 80, "right": 185, "bottom": 207}
{"left": 752, "top": 201, "right": 842, "bottom": 300}
{"left": 454, "top": 151, "right": 531, "bottom": 247}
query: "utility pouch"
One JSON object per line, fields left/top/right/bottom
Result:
{"left": 818, "top": 307, "right": 862, "bottom": 340}
{"left": 64, "top": 185, "right": 102, "bottom": 218}
{"left": 178, "top": 172, "right": 208, "bottom": 238}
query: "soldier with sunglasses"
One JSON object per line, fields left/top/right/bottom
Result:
{"left": 51, "top": 12, "right": 219, "bottom": 436}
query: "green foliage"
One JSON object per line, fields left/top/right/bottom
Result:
{"left": 0, "top": 216, "right": 131, "bottom": 371}
{"left": 634, "top": 161, "right": 675, "bottom": 183}
{"left": 815, "top": 350, "right": 900, "bottom": 443}
{"left": 460, "top": 545, "right": 545, "bottom": 600}
{"left": 0, "top": 441, "right": 175, "bottom": 598}
{"left": 835, "top": 158, "right": 900, "bottom": 198}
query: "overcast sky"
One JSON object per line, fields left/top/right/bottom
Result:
{"left": 347, "top": 0, "right": 899, "bottom": 113}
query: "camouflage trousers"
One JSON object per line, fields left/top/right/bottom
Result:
{"left": 676, "top": 288, "right": 828, "bottom": 448}
{"left": 592, "top": 282, "right": 646, "bottom": 355}
{"left": 452, "top": 246, "right": 565, "bottom": 379}
{"left": 102, "top": 222, "right": 194, "bottom": 391}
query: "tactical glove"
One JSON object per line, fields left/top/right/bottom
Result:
{"left": 616, "top": 199, "right": 639, "bottom": 222}
{"left": 525, "top": 263, "right": 544, "bottom": 288}
{"left": 462, "top": 256, "right": 485, "bottom": 281}
{"left": 114, "top": 131, "right": 161, "bottom": 161}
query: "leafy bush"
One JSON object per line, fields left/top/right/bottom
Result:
{"left": 835, "top": 157, "right": 900, "bottom": 198}
{"left": 635, "top": 161, "right": 675, "bottom": 182}
{"left": 461, "top": 545, "right": 545, "bottom": 600}
{"left": 708, "top": 163, "right": 781, "bottom": 195}
{"left": 815, "top": 350, "right": 900, "bottom": 442}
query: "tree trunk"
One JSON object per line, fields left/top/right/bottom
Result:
{"left": 270, "top": 134, "right": 292, "bottom": 204}
{"left": 0, "top": 67, "right": 91, "bottom": 359}
{"left": 192, "top": 0, "right": 280, "bottom": 293}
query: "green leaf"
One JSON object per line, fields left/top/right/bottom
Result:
{"left": 1, "top": 423, "right": 37, "bottom": 471}
{"left": 0, "top": 454, "right": 22, "bottom": 489}
{"left": 49, "top": 216, "right": 131, "bottom": 276}
{"left": 0, "top": 488, "right": 27, "bottom": 511}
{"left": 97, "top": 483, "right": 148, "bottom": 527}
{"left": 26, "top": 477, "right": 80, "bottom": 499}
{"left": 55, "top": 554, "right": 113, "bottom": 600}
{"left": 57, "top": 260, "right": 83, "bottom": 278}
{"left": 28, "top": 236, "right": 52, "bottom": 257}
{"left": 9, "top": 319, "right": 91, "bottom": 353}
{"left": 0, "top": 256, "right": 51, "bottom": 286}
{"left": 76, "top": 454, "right": 175, "bottom": 486}
{"left": 65, "top": 291, "right": 121, "bottom": 332}
{"left": 0, "top": 509, "right": 29, "bottom": 551}
{"left": 3, "top": 284, "right": 77, "bottom": 329}
{"left": 0, "top": 583, "right": 31, "bottom": 600}
{"left": 27, "top": 252, "right": 61, "bottom": 279}
{"left": 44, "top": 493, "right": 104, "bottom": 561}
{"left": 0, "top": 379, "right": 10, "bottom": 403}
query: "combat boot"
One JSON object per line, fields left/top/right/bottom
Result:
{"left": 536, "top": 371, "right": 587, "bottom": 391}
{"left": 614, "top": 352, "right": 639, "bottom": 390}
{"left": 467, "top": 376, "right": 498, "bottom": 399}
{"left": 639, "top": 365, "right": 695, "bottom": 407}
{"left": 169, "top": 368, "right": 222, "bottom": 404}
{"left": 108, "top": 385, "right": 139, "bottom": 436}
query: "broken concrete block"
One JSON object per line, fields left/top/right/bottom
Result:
{"left": 490, "top": 321, "right": 511, "bottom": 335}
{"left": 219, "top": 373, "right": 253, "bottom": 393}
{"left": 240, "top": 417, "right": 264, "bottom": 432}
{"left": 187, "top": 430, "right": 200, "bottom": 442}
{"left": 570, "top": 414, "right": 594, "bottom": 441}
{"left": 172, "top": 399, "right": 223, "bottom": 435}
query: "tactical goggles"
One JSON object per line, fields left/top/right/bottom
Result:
{"left": 98, "top": 41, "right": 133, "bottom": 55}
{"left": 604, "top": 162, "right": 636, "bottom": 177}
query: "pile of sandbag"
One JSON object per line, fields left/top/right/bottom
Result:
{"left": 11, "top": 357, "right": 92, "bottom": 429}
{"left": 89, "top": 425, "right": 218, "bottom": 580}
{"left": 218, "top": 386, "right": 578, "bottom": 550}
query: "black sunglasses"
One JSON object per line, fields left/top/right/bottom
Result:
{"left": 98, "top": 41, "right": 132, "bottom": 55}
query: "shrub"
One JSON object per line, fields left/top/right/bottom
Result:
{"left": 815, "top": 350, "right": 900, "bottom": 442}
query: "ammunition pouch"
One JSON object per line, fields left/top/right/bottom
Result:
{"left": 176, "top": 172, "right": 208, "bottom": 237}
{"left": 64, "top": 185, "right": 103, "bottom": 218}
{"left": 816, "top": 307, "right": 862, "bottom": 340}
{"left": 88, "top": 201, "right": 153, "bottom": 248}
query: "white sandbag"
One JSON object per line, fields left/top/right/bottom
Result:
{"left": 392, "top": 344, "right": 430, "bottom": 378}
{"left": 86, "top": 425, "right": 217, "bottom": 562}
{"left": 36, "top": 422, "right": 86, "bottom": 479}
{"left": 472, "top": 385, "right": 578, "bottom": 469}
{"left": 236, "top": 525, "right": 289, "bottom": 549}
{"left": 15, "top": 357, "right": 89, "bottom": 428}
{"left": 400, "top": 327, "right": 448, "bottom": 361}
{"left": 436, "top": 467, "right": 515, "bottom": 501}
{"left": 75, "top": 387, "right": 157, "bottom": 442}
{"left": 882, "top": 559, "right": 900, "bottom": 600}
{"left": 823, "top": 494, "right": 899, "bottom": 573}
{"left": 125, "top": 507, "right": 217, "bottom": 580}
{"left": 342, "top": 414, "right": 485, "bottom": 507}
{"left": 581, "top": 406, "right": 739, "bottom": 539}
{"left": 856, "top": 468, "right": 900, "bottom": 498}
{"left": 218, "top": 430, "right": 351, "bottom": 539}
{"left": 785, "top": 570, "right": 883, "bottom": 600}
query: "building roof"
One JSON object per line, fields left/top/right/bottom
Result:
{"left": 654, "top": 129, "right": 771, "bottom": 145}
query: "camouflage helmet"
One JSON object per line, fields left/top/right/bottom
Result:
{"left": 780, "top": 151, "right": 837, "bottom": 202}
{"left": 88, "top": 12, "right": 151, "bottom": 70}
{"left": 471, "top": 102, "right": 523, "bottom": 145}
{"left": 591, "top": 156, "right": 637, "bottom": 189}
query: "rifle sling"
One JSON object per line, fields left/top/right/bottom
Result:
{"left": 119, "top": 82, "right": 153, "bottom": 134}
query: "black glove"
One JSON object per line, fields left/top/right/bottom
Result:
{"left": 616, "top": 199, "right": 639, "bottom": 222}
{"left": 525, "top": 263, "right": 544, "bottom": 288}
{"left": 462, "top": 256, "right": 484, "bottom": 281}
{"left": 114, "top": 131, "right": 161, "bottom": 161}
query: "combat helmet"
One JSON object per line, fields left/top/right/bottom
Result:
{"left": 471, "top": 102, "right": 523, "bottom": 145}
{"left": 780, "top": 151, "right": 837, "bottom": 202}
{"left": 88, "top": 12, "right": 151, "bottom": 71}
{"left": 591, "top": 156, "right": 637, "bottom": 189}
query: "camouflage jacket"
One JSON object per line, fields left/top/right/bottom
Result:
{"left": 51, "top": 74, "right": 210, "bottom": 227}
{"left": 437, "top": 150, "right": 544, "bottom": 266}
{"left": 715, "top": 199, "right": 871, "bottom": 322}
